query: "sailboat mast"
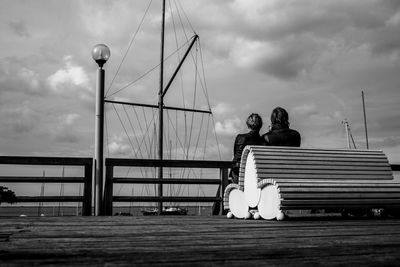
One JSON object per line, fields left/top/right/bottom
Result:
{"left": 158, "top": 0, "right": 166, "bottom": 213}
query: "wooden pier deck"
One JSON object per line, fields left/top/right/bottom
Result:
{"left": 1, "top": 215, "right": 400, "bottom": 266}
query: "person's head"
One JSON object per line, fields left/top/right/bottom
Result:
{"left": 271, "top": 107, "right": 289, "bottom": 128}
{"left": 246, "top": 113, "right": 263, "bottom": 131}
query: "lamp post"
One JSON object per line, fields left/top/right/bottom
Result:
{"left": 92, "top": 44, "right": 110, "bottom": 216}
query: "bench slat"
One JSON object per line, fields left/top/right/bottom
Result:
{"left": 249, "top": 146, "right": 383, "bottom": 154}
{"left": 250, "top": 156, "right": 389, "bottom": 164}
{"left": 252, "top": 150, "right": 387, "bottom": 157}
{"left": 280, "top": 193, "right": 400, "bottom": 199}
{"left": 281, "top": 199, "right": 400, "bottom": 205}
{"left": 279, "top": 187, "right": 400, "bottom": 193}
{"left": 251, "top": 163, "right": 392, "bottom": 171}
{"left": 253, "top": 160, "right": 391, "bottom": 167}
{"left": 256, "top": 173, "right": 393, "bottom": 179}
{"left": 271, "top": 179, "right": 399, "bottom": 184}
{"left": 280, "top": 203, "right": 400, "bottom": 209}
{"left": 254, "top": 169, "right": 393, "bottom": 175}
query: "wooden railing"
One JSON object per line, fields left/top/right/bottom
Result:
{"left": 0, "top": 155, "right": 397, "bottom": 217}
{"left": 103, "top": 158, "right": 232, "bottom": 215}
{"left": 391, "top": 164, "right": 400, "bottom": 171}
{"left": 0, "top": 156, "right": 93, "bottom": 216}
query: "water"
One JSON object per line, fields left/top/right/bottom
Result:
{"left": 0, "top": 205, "right": 214, "bottom": 217}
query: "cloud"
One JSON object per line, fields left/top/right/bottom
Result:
{"left": 8, "top": 20, "right": 30, "bottom": 38}
{"left": 47, "top": 56, "right": 90, "bottom": 92}
{"left": 224, "top": 0, "right": 400, "bottom": 80}
{"left": 51, "top": 113, "right": 81, "bottom": 143}
{"left": 53, "top": 131, "right": 79, "bottom": 143}
{"left": 371, "top": 136, "right": 400, "bottom": 149}
{"left": 107, "top": 135, "right": 131, "bottom": 156}
{"left": 0, "top": 102, "right": 40, "bottom": 135}
{"left": 212, "top": 102, "right": 234, "bottom": 117}
{"left": 215, "top": 117, "right": 241, "bottom": 136}
{"left": 292, "top": 104, "right": 318, "bottom": 117}
{"left": 0, "top": 57, "right": 42, "bottom": 95}
{"left": 64, "top": 113, "right": 80, "bottom": 125}
{"left": 230, "top": 32, "right": 321, "bottom": 80}
{"left": 46, "top": 56, "right": 93, "bottom": 102}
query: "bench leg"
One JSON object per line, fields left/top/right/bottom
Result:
{"left": 258, "top": 184, "right": 281, "bottom": 220}
{"left": 228, "top": 189, "right": 249, "bottom": 219}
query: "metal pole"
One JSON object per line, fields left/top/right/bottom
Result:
{"left": 158, "top": 0, "right": 166, "bottom": 214}
{"left": 362, "top": 91, "right": 369, "bottom": 149}
{"left": 344, "top": 120, "right": 351, "bottom": 149}
{"left": 94, "top": 67, "right": 105, "bottom": 216}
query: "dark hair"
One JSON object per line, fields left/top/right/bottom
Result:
{"left": 246, "top": 113, "right": 263, "bottom": 131}
{"left": 271, "top": 107, "right": 289, "bottom": 128}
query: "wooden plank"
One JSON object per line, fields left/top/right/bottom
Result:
{"left": 1, "top": 217, "right": 400, "bottom": 266}
{"left": 271, "top": 179, "right": 400, "bottom": 184}
{"left": 254, "top": 159, "right": 391, "bottom": 166}
{"left": 248, "top": 146, "right": 383, "bottom": 154}
{"left": 251, "top": 150, "right": 387, "bottom": 158}
{"left": 392, "top": 164, "right": 400, "bottom": 171}
{"left": 0, "top": 156, "right": 92, "bottom": 166}
{"left": 280, "top": 192, "right": 400, "bottom": 199}
{"left": 256, "top": 173, "right": 394, "bottom": 179}
{"left": 254, "top": 169, "right": 393, "bottom": 175}
{"left": 0, "top": 176, "right": 85, "bottom": 183}
{"left": 250, "top": 154, "right": 389, "bottom": 162}
{"left": 252, "top": 163, "right": 392, "bottom": 171}
{"left": 279, "top": 187, "right": 400, "bottom": 193}
{"left": 103, "top": 165, "right": 114, "bottom": 216}
{"left": 281, "top": 198, "right": 400, "bottom": 205}
{"left": 83, "top": 163, "right": 92, "bottom": 216}
{"left": 15, "top": 196, "right": 83, "bottom": 202}
{"left": 280, "top": 203, "right": 400, "bottom": 209}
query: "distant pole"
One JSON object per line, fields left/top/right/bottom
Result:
{"left": 362, "top": 91, "right": 369, "bottom": 149}
{"left": 343, "top": 120, "right": 351, "bottom": 149}
{"left": 92, "top": 44, "right": 110, "bottom": 216}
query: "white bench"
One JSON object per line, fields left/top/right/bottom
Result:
{"left": 224, "top": 146, "right": 400, "bottom": 220}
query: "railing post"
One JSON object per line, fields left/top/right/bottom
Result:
{"left": 220, "top": 168, "right": 229, "bottom": 215}
{"left": 212, "top": 167, "right": 229, "bottom": 215}
{"left": 103, "top": 164, "right": 114, "bottom": 216}
{"left": 83, "top": 162, "right": 93, "bottom": 216}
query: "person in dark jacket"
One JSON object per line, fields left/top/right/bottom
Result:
{"left": 230, "top": 113, "right": 265, "bottom": 184}
{"left": 263, "top": 107, "right": 301, "bottom": 147}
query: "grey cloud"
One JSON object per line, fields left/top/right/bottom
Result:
{"left": 0, "top": 57, "right": 45, "bottom": 96}
{"left": 259, "top": 36, "right": 320, "bottom": 80}
{"left": 369, "top": 26, "right": 400, "bottom": 56}
{"left": 371, "top": 136, "right": 400, "bottom": 149}
{"left": 8, "top": 21, "right": 31, "bottom": 38}
{"left": 216, "top": 1, "right": 400, "bottom": 80}
{"left": 54, "top": 131, "right": 80, "bottom": 143}
{"left": 0, "top": 103, "right": 40, "bottom": 135}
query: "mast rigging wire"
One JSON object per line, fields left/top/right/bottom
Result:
{"left": 106, "top": 0, "right": 154, "bottom": 97}
{"left": 106, "top": 38, "right": 194, "bottom": 98}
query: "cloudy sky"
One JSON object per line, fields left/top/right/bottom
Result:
{"left": 1, "top": 0, "right": 400, "bottom": 164}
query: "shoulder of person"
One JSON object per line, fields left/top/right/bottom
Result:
{"left": 235, "top": 133, "right": 247, "bottom": 143}
{"left": 289, "top": 128, "right": 301, "bottom": 136}
{"left": 261, "top": 132, "right": 270, "bottom": 144}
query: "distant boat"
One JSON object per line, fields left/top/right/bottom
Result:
{"left": 141, "top": 206, "right": 188, "bottom": 216}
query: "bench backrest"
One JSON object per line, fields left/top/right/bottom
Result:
{"left": 238, "top": 146, "right": 393, "bottom": 188}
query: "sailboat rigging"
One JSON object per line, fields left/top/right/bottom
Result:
{"left": 104, "top": 0, "right": 221, "bottom": 214}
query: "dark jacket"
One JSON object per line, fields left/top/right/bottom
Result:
{"left": 262, "top": 125, "right": 301, "bottom": 147}
{"left": 231, "top": 130, "right": 265, "bottom": 181}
